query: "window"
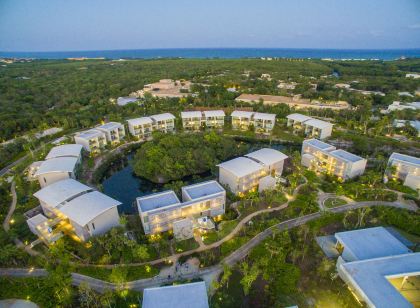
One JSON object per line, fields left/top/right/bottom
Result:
{"left": 91, "top": 222, "right": 95, "bottom": 230}
{"left": 43, "top": 178, "right": 47, "bottom": 184}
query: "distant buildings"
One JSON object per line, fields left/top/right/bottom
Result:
{"left": 330, "top": 227, "right": 419, "bottom": 308}
{"left": 286, "top": 113, "right": 333, "bottom": 139}
{"left": 382, "top": 101, "right": 420, "bottom": 114}
{"left": 30, "top": 179, "right": 121, "bottom": 243}
{"left": 406, "top": 73, "right": 420, "bottom": 79}
{"left": 116, "top": 96, "right": 138, "bottom": 106}
{"left": 34, "top": 144, "right": 83, "bottom": 187}
{"left": 142, "top": 79, "right": 192, "bottom": 98}
{"left": 137, "top": 180, "right": 225, "bottom": 238}
{"left": 142, "top": 281, "right": 209, "bottom": 308}
{"left": 231, "top": 110, "right": 276, "bottom": 134}
{"left": 385, "top": 153, "right": 420, "bottom": 190}
{"left": 180, "top": 110, "right": 226, "bottom": 131}
{"left": 235, "top": 93, "right": 350, "bottom": 110}
{"left": 301, "top": 139, "right": 367, "bottom": 180}
{"left": 218, "top": 148, "right": 288, "bottom": 195}
{"left": 127, "top": 113, "right": 176, "bottom": 140}
{"left": 393, "top": 119, "right": 420, "bottom": 137}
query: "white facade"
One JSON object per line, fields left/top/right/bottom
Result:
{"left": 386, "top": 153, "right": 420, "bottom": 190}
{"left": 137, "top": 181, "right": 225, "bottom": 235}
{"left": 218, "top": 148, "right": 288, "bottom": 194}
{"left": 231, "top": 110, "right": 276, "bottom": 134}
{"left": 150, "top": 113, "right": 176, "bottom": 133}
{"left": 382, "top": 101, "right": 420, "bottom": 114}
{"left": 181, "top": 111, "right": 203, "bottom": 131}
{"left": 35, "top": 157, "right": 80, "bottom": 188}
{"left": 95, "top": 122, "right": 126, "bottom": 144}
{"left": 287, "top": 113, "right": 333, "bottom": 139}
{"left": 301, "top": 139, "right": 367, "bottom": 180}
{"left": 32, "top": 179, "right": 121, "bottom": 242}
{"left": 74, "top": 129, "right": 107, "bottom": 153}
{"left": 45, "top": 144, "right": 83, "bottom": 160}
{"left": 127, "top": 113, "right": 176, "bottom": 139}
{"left": 203, "top": 110, "right": 225, "bottom": 129}
{"left": 181, "top": 110, "right": 226, "bottom": 130}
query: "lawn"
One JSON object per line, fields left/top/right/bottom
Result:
{"left": 75, "top": 264, "right": 159, "bottom": 282}
{"left": 203, "top": 220, "right": 238, "bottom": 245}
{"left": 174, "top": 238, "right": 199, "bottom": 253}
{"left": 324, "top": 197, "right": 347, "bottom": 208}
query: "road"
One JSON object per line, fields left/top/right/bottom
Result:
{"left": 2, "top": 181, "right": 16, "bottom": 232}
{"left": 0, "top": 200, "right": 416, "bottom": 293}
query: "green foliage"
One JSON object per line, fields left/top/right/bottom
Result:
{"left": 132, "top": 132, "right": 248, "bottom": 183}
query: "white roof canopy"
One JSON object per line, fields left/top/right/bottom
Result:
{"left": 76, "top": 129, "right": 105, "bottom": 140}
{"left": 286, "top": 113, "right": 312, "bottom": 123}
{"left": 253, "top": 112, "right": 276, "bottom": 121}
{"left": 231, "top": 110, "right": 254, "bottom": 118}
{"left": 150, "top": 113, "right": 176, "bottom": 122}
{"left": 203, "top": 110, "right": 225, "bottom": 117}
{"left": 127, "top": 117, "right": 153, "bottom": 126}
{"left": 217, "top": 157, "right": 263, "bottom": 178}
{"left": 304, "top": 118, "right": 333, "bottom": 129}
{"left": 60, "top": 191, "right": 121, "bottom": 226}
{"left": 45, "top": 144, "right": 82, "bottom": 160}
{"left": 35, "top": 157, "right": 78, "bottom": 176}
{"left": 245, "top": 148, "right": 288, "bottom": 166}
{"left": 181, "top": 111, "right": 202, "bottom": 118}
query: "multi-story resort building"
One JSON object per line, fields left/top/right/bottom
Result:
{"left": 143, "top": 281, "right": 209, "bottom": 308}
{"left": 74, "top": 129, "right": 107, "bottom": 153}
{"left": 385, "top": 152, "right": 420, "bottom": 190}
{"left": 95, "top": 122, "right": 126, "bottom": 144}
{"left": 321, "top": 227, "right": 419, "bottom": 308}
{"left": 181, "top": 111, "right": 203, "bottom": 131}
{"left": 287, "top": 113, "right": 333, "bottom": 139}
{"left": 29, "top": 179, "right": 121, "bottom": 243}
{"left": 33, "top": 144, "right": 83, "bottom": 188}
{"left": 127, "top": 113, "right": 176, "bottom": 140}
{"left": 180, "top": 110, "right": 226, "bottom": 131}
{"left": 231, "top": 110, "right": 276, "bottom": 134}
{"left": 218, "top": 148, "right": 288, "bottom": 195}
{"left": 301, "top": 139, "right": 367, "bottom": 180}
{"left": 137, "top": 180, "right": 225, "bottom": 239}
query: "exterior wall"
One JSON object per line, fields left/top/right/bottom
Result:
{"left": 232, "top": 116, "right": 251, "bottom": 131}
{"left": 388, "top": 159, "right": 420, "bottom": 182}
{"left": 128, "top": 123, "right": 153, "bottom": 140}
{"left": 218, "top": 168, "right": 240, "bottom": 194}
{"left": 254, "top": 119, "right": 275, "bottom": 134}
{"left": 347, "top": 159, "right": 367, "bottom": 179}
{"left": 404, "top": 174, "right": 420, "bottom": 190}
{"left": 153, "top": 119, "right": 175, "bottom": 133}
{"left": 205, "top": 116, "right": 225, "bottom": 129}
{"left": 74, "top": 135, "right": 107, "bottom": 153}
{"left": 319, "top": 125, "right": 333, "bottom": 139}
{"left": 38, "top": 171, "right": 73, "bottom": 188}
{"left": 269, "top": 160, "right": 285, "bottom": 175}
{"left": 182, "top": 117, "right": 202, "bottom": 131}
{"left": 71, "top": 219, "right": 90, "bottom": 242}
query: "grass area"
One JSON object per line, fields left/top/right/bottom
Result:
{"left": 75, "top": 264, "right": 159, "bottom": 282}
{"left": 174, "top": 238, "right": 199, "bottom": 253}
{"left": 203, "top": 220, "right": 238, "bottom": 245}
{"left": 324, "top": 197, "right": 347, "bottom": 208}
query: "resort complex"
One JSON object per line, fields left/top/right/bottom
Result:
{"left": 218, "top": 148, "right": 288, "bottom": 194}
{"left": 320, "top": 227, "right": 420, "bottom": 307}
{"left": 286, "top": 113, "right": 333, "bottom": 139}
{"left": 386, "top": 152, "right": 420, "bottom": 190}
{"left": 181, "top": 110, "right": 226, "bottom": 131}
{"left": 301, "top": 139, "right": 367, "bottom": 180}
{"left": 137, "top": 180, "right": 226, "bottom": 239}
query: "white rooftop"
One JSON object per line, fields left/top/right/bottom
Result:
{"left": 60, "top": 191, "right": 121, "bottom": 226}
{"left": 76, "top": 129, "right": 104, "bottom": 140}
{"left": 33, "top": 179, "right": 93, "bottom": 209}
{"left": 150, "top": 113, "right": 176, "bottom": 122}
{"left": 335, "top": 227, "right": 411, "bottom": 261}
{"left": 137, "top": 191, "right": 181, "bottom": 213}
{"left": 330, "top": 149, "right": 365, "bottom": 163}
{"left": 231, "top": 110, "right": 254, "bottom": 118}
{"left": 127, "top": 117, "right": 153, "bottom": 126}
{"left": 245, "top": 148, "right": 288, "bottom": 166}
{"left": 217, "top": 157, "right": 263, "bottom": 178}
{"left": 304, "top": 118, "right": 333, "bottom": 129}
{"left": 117, "top": 97, "right": 138, "bottom": 106}
{"left": 203, "top": 110, "right": 225, "bottom": 117}
{"left": 286, "top": 113, "right": 312, "bottom": 122}
{"left": 340, "top": 253, "right": 420, "bottom": 308}
{"left": 389, "top": 152, "right": 420, "bottom": 167}
{"left": 96, "top": 122, "right": 122, "bottom": 131}
{"left": 34, "top": 157, "right": 78, "bottom": 176}
{"left": 182, "top": 180, "right": 225, "bottom": 200}
{"left": 181, "top": 111, "right": 202, "bottom": 118}
{"left": 27, "top": 213, "right": 48, "bottom": 226}
{"left": 45, "top": 144, "right": 83, "bottom": 160}
{"left": 142, "top": 282, "right": 209, "bottom": 308}
{"left": 303, "top": 138, "right": 336, "bottom": 151}
{"left": 253, "top": 112, "right": 276, "bottom": 121}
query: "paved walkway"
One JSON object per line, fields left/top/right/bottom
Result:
{"left": 2, "top": 181, "right": 16, "bottom": 232}
{"left": 0, "top": 200, "right": 416, "bottom": 293}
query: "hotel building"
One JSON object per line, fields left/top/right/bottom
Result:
{"left": 74, "top": 129, "right": 107, "bottom": 153}
{"left": 231, "top": 110, "right": 276, "bottom": 134}
{"left": 95, "top": 122, "right": 126, "bottom": 144}
{"left": 301, "top": 139, "right": 367, "bottom": 180}
{"left": 127, "top": 113, "right": 176, "bottom": 140}
{"left": 287, "top": 113, "right": 333, "bottom": 139}
{"left": 386, "top": 152, "right": 420, "bottom": 190}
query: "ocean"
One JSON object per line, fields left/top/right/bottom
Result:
{"left": 1, "top": 48, "right": 419, "bottom": 60}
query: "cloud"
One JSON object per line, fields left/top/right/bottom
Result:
{"left": 408, "top": 23, "right": 420, "bottom": 29}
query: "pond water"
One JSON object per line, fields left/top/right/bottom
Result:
{"left": 103, "top": 142, "right": 290, "bottom": 214}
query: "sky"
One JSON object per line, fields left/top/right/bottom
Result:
{"left": 0, "top": 0, "right": 419, "bottom": 51}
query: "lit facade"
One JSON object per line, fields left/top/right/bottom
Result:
{"left": 127, "top": 113, "right": 176, "bottom": 139}
{"left": 287, "top": 113, "right": 333, "bottom": 139}
{"left": 231, "top": 110, "right": 276, "bottom": 134}
{"left": 386, "top": 153, "right": 420, "bottom": 190}
{"left": 74, "top": 129, "right": 107, "bottom": 153}
{"left": 95, "top": 122, "right": 126, "bottom": 144}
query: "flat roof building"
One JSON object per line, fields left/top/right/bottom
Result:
{"left": 45, "top": 144, "right": 83, "bottom": 160}
{"left": 386, "top": 152, "right": 420, "bottom": 191}
{"left": 127, "top": 113, "right": 176, "bottom": 139}
{"left": 74, "top": 129, "right": 107, "bottom": 153}
{"left": 32, "top": 179, "right": 120, "bottom": 242}
{"left": 218, "top": 148, "right": 288, "bottom": 194}
{"left": 137, "top": 181, "right": 225, "bottom": 238}
{"left": 142, "top": 281, "right": 209, "bottom": 308}
{"left": 301, "top": 139, "right": 366, "bottom": 180}
{"left": 287, "top": 113, "right": 333, "bottom": 139}
{"left": 231, "top": 110, "right": 276, "bottom": 134}
{"left": 95, "top": 122, "right": 126, "bottom": 144}
{"left": 34, "top": 157, "right": 80, "bottom": 188}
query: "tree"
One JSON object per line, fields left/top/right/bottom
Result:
{"left": 239, "top": 262, "right": 260, "bottom": 296}
{"left": 133, "top": 245, "right": 150, "bottom": 261}
{"left": 220, "top": 263, "right": 232, "bottom": 288}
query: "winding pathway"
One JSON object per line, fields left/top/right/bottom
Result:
{"left": 2, "top": 181, "right": 16, "bottom": 232}
{"left": 0, "top": 200, "right": 416, "bottom": 293}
